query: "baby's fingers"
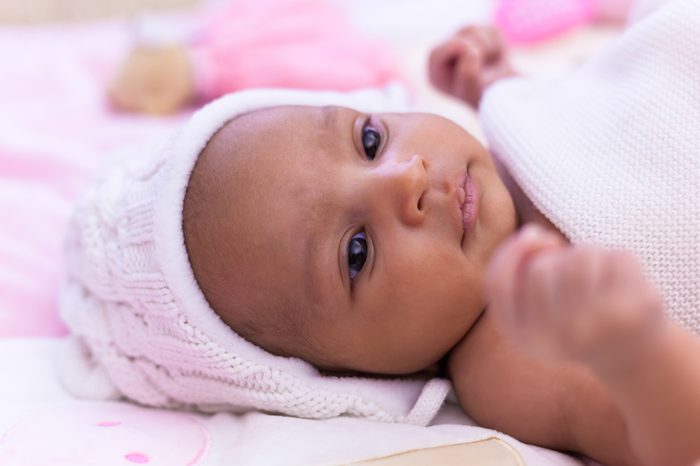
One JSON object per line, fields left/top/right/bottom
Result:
{"left": 485, "top": 225, "right": 564, "bottom": 328}
{"left": 600, "top": 251, "right": 666, "bottom": 331}
{"left": 451, "top": 43, "right": 485, "bottom": 106}
{"left": 486, "top": 225, "right": 563, "bottom": 296}
{"left": 456, "top": 26, "right": 505, "bottom": 65}
{"left": 428, "top": 37, "right": 469, "bottom": 94}
{"left": 429, "top": 31, "right": 494, "bottom": 106}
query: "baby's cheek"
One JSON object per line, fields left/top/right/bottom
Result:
{"left": 0, "top": 403, "right": 210, "bottom": 465}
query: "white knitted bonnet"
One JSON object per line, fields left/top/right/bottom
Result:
{"left": 58, "top": 87, "right": 451, "bottom": 425}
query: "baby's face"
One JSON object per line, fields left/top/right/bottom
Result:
{"left": 184, "top": 105, "right": 516, "bottom": 374}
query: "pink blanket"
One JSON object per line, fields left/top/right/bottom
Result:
{"left": 0, "top": 22, "right": 187, "bottom": 337}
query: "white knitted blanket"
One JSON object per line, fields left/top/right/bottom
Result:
{"left": 480, "top": 0, "right": 700, "bottom": 334}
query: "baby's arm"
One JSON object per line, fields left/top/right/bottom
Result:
{"left": 484, "top": 225, "right": 700, "bottom": 466}
{"left": 449, "top": 292, "right": 639, "bottom": 466}
{"left": 607, "top": 324, "right": 700, "bottom": 466}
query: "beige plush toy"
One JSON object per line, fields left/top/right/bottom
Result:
{"left": 109, "top": 45, "right": 195, "bottom": 115}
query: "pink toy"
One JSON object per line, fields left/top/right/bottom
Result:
{"left": 110, "top": 0, "right": 400, "bottom": 114}
{"left": 190, "top": 0, "right": 399, "bottom": 102}
{"left": 494, "top": 0, "right": 635, "bottom": 44}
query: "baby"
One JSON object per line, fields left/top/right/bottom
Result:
{"left": 60, "top": 2, "right": 699, "bottom": 466}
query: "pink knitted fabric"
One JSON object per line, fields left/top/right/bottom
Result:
{"left": 189, "top": 0, "right": 399, "bottom": 102}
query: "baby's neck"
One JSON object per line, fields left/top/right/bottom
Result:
{"left": 495, "top": 158, "right": 567, "bottom": 241}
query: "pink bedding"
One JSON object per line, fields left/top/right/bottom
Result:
{"left": 0, "top": 21, "right": 188, "bottom": 337}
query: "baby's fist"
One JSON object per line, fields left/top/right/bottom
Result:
{"left": 429, "top": 25, "right": 515, "bottom": 108}
{"left": 486, "top": 226, "right": 667, "bottom": 372}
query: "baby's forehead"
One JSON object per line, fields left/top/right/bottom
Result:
{"left": 187, "top": 104, "right": 350, "bottom": 241}
{"left": 211, "top": 104, "right": 357, "bottom": 153}
{"left": 217, "top": 105, "right": 336, "bottom": 136}
{"left": 198, "top": 104, "right": 352, "bottom": 187}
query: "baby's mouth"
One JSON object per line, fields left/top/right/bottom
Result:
{"left": 460, "top": 168, "right": 478, "bottom": 245}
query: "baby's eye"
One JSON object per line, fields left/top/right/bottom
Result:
{"left": 347, "top": 231, "right": 368, "bottom": 281}
{"left": 362, "top": 122, "right": 381, "bottom": 160}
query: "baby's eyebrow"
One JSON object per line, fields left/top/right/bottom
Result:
{"left": 319, "top": 106, "right": 348, "bottom": 158}
{"left": 317, "top": 106, "right": 357, "bottom": 165}
{"left": 321, "top": 105, "right": 341, "bottom": 131}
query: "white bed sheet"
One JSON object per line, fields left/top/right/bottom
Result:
{"left": 0, "top": 338, "right": 585, "bottom": 465}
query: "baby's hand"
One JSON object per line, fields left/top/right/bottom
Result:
{"left": 428, "top": 25, "right": 515, "bottom": 109}
{"left": 485, "top": 225, "right": 667, "bottom": 373}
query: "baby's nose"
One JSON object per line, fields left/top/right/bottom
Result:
{"left": 378, "top": 154, "right": 428, "bottom": 226}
